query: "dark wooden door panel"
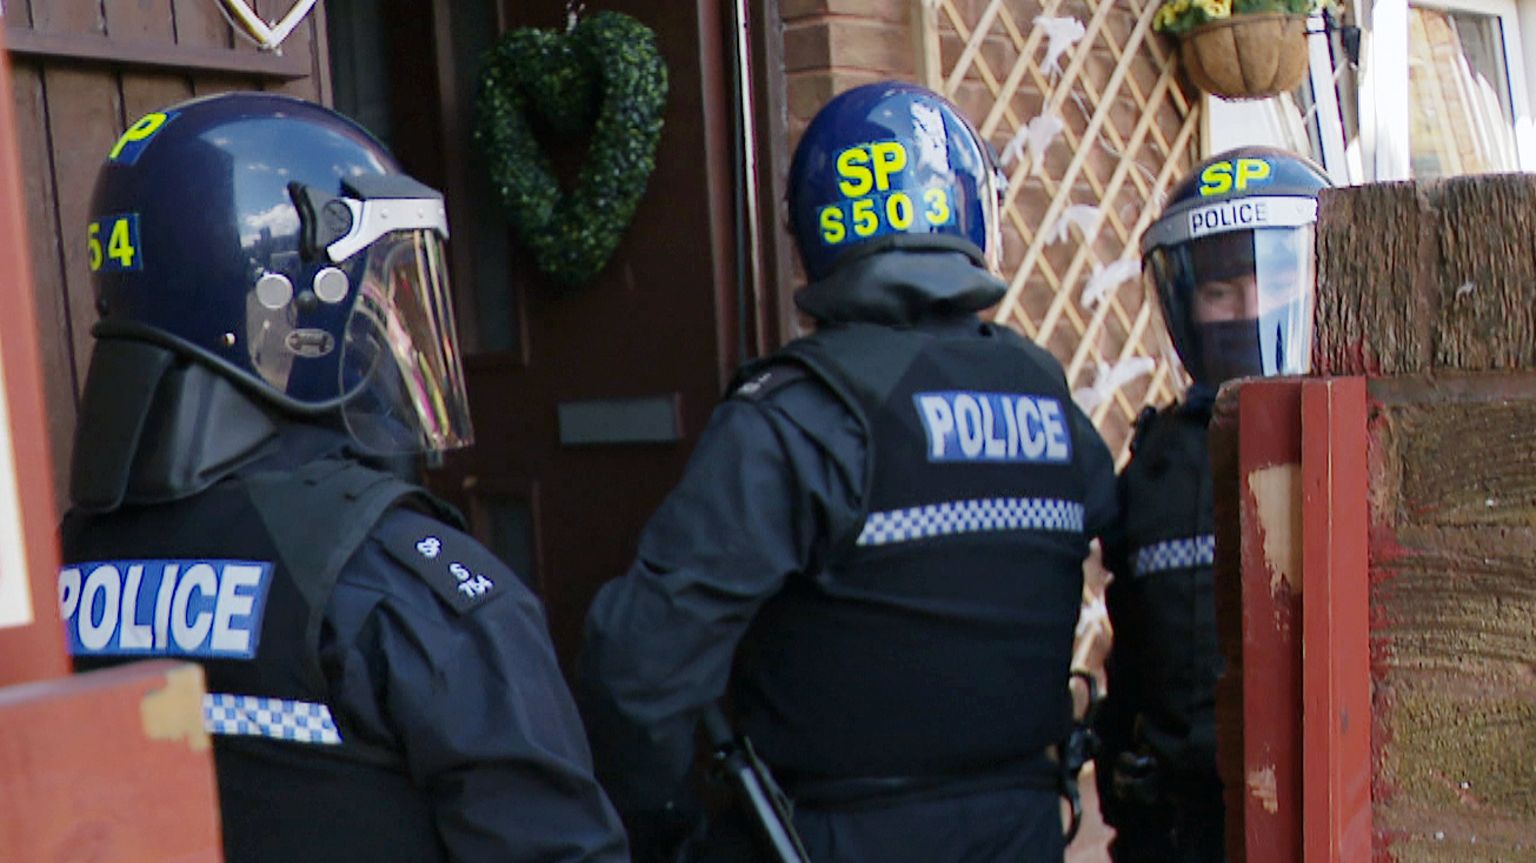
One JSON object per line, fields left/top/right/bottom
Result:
{"left": 398, "top": 0, "right": 750, "bottom": 667}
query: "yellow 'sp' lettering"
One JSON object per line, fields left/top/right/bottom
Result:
{"left": 1199, "top": 161, "right": 1233, "bottom": 197}
{"left": 1200, "top": 158, "right": 1273, "bottom": 196}
{"left": 837, "top": 148, "right": 874, "bottom": 197}
{"left": 869, "top": 142, "right": 908, "bottom": 191}
{"left": 1235, "top": 158, "right": 1271, "bottom": 189}
{"left": 820, "top": 206, "right": 846, "bottom": 244}
{"left": 109, "top": 112, "right": 169, "bottom": 162}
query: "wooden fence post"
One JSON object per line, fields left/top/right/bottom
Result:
{"left": 1215, "top": 174, "right": 1536, "bottom": 862}
{"left": 0, "top": 17, "right": 224, "bottom": 862}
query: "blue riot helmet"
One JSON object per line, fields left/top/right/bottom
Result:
{"left": 788, "top": 82, "right": 1002, "bottom": 282}
{"left": 88, "top": 92, "right": 472, "bottom": 455}
{"left": 1140, "top": 146, "right": 1331, "bottom": 395}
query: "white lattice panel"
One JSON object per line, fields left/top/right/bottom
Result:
{"left": 915, "top": 0, "right": 1202, "bottom": 461}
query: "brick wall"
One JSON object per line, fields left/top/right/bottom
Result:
{"left": 781, "top": 0, "right": 915, "bottom": 143}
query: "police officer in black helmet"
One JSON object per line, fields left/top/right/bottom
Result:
{"left": 1094, "top": 146, "right": 1330, "bottom": 862}
{"left": 575, "top": 81, "right": 1118, "bottom": 863}
{"left": 58, "top": 93, "right": 628, "bottom": 863}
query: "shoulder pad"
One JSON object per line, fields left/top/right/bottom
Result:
{"left": 1129, "top": 406, "right": 1160, "bottom": 456}
{"left": 378, "top": 515, "right": 510, "bottom": 615}
{"left": 730, "top": 363, "right": 809, "bottom": 402}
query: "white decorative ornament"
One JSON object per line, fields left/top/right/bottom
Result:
{"left": 216, "top": 0, "right": 318, "bottom": 52}
{"left": 1000, "top": 113, "right": 1065, "bottom": 175}
{"left": 1047, "top": 204, "right": 1101, "bottom": 245}
{"left": 1035, "top": 16, "right": 1087, "bottom": 76}
{"left": 1081, "top": 258, "right": 1141, "bottom": 310}
{"left": 1072, "top": 357, "right": 1156, "bottom": 413}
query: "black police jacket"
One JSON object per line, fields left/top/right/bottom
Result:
{"left": 1098, "top": 403, "right": 1222, "bottom": 786}
{"left": 576, "top": 250, "right": 1118, "bottom": 825}
{"left": 59, "top": 359, "right": 627, "bottom": 863}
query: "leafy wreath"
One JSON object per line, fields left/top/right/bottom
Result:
{"left": 474, "top": 11, "right": 668, "bottom": 287}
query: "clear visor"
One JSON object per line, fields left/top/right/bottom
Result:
{"left": 983, "top": 154, "right": 1007, "bottom": 273}
{"left": 1145, "top": 225, "right": 1316, "bottom": 394}
{"left": 339, "top": 230, "right": 474, "bottom": 454}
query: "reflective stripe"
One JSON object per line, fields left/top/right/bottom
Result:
{"left": 1133, "top": 535, "right": 1215, "bottom": 576}
{"left": 856, "top": 497, "right": 1084, "bottom": 547}
{"left": 204, "top": 693, "right": 343, "bottom": 745}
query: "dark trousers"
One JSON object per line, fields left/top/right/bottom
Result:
{"left": 693, "top": 786, "right": 1065, "bottom": 863}
{"left": 1108, "top": 783, "right": 1224, "bottom": 863}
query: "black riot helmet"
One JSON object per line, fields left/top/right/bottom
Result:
{"left": 1140, "top": 146, "right": 1331, "bottom": 396}
{"left": 87, "top": 92, "right": 472, "bottom": 455}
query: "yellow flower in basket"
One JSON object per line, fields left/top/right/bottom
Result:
{"left": 1153, "top": 0, "right": 1328, "bottom": 36}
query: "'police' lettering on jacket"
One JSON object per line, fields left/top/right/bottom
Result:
{"left": 914, "top": 391, "right": 1072, "bottom": 463}
{"left": 58, "top": 559, "right": 273, "bottom": 659}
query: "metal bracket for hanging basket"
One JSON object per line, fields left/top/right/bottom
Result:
{"left": 1179, "top": 13, "right": 1309, "bottom": 100}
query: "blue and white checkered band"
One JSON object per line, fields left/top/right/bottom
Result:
{"left": 203, "top": 693, "right": 342, "bottom": 745}
{"left": 1133, "top": 535, "right": 1216, "bottom": 577}
{"left": 856, "top": 497, "right": 1085, "bottom": 547}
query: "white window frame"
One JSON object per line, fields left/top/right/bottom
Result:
{"left": 1199, "top": 14, "right": 1356, "bottom": 184}
{"left": 1364, "top": 0, "right": 1536, "bottom": 178}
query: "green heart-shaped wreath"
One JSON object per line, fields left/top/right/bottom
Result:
{"left": 475, "top": 11, "right": 668, "bottom": 288}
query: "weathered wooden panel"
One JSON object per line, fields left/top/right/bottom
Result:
{"left": 7, "top": 0, "right": 329, "bottom": 516}
{"left": 28, "top": 0, "right": 104, "bottom": 35}
{"left": 0, "top": 662, "right": 222, "bottom": 862}
{"left": 1367, "top": 374, "right": 1536, "bottom": 861}
{"left": 105, "top": 0, "right": 175, "bottom": 41}
{"left": 111, "top": 1, "right": 195, "bottom": 148}
{"left": 1316, "top": 176, "right": 1536, "bottom": 376}
{"left": 41, "top": 67, "right": 121, "bottom": 399}
{"left": 11, "top": 62, "right": 78, "bottom": 510}
{"left": 256, "top": 0, "right": 326, "bottom": 100}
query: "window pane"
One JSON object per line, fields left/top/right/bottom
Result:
{"left": 1408, "top": 6, "right": 1520, "bottom": 177}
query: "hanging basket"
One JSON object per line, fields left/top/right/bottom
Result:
{"left": 1178, "top": 13, "right": 1309, "bottom": 100}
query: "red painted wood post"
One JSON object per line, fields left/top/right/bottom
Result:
{"left": 1234, "top": 379, "right": 1305, "bottom": 862}
{"left": 1300, "top": 378, "right": 1373, "bottom": 862}
{"left": 0, "top": 18, "right": 224, "bottom": 862}
{"left": 0, "top": 12, "right": 68, "bottom": 687}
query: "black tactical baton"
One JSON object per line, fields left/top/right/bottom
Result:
{"left": 702, "top": 707, "right": 812, "bottom": 863}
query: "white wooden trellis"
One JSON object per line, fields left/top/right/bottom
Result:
{"left": 914, "top": 0, "right": 1202, "bottom": 462}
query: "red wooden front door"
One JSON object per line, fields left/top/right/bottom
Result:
{"left": 346, "top": 0, "right": 766, "bottom": 666}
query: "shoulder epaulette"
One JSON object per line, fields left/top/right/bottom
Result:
{"left": 730, "top": 363, "right": 809, "bottom": 402}
{"left": 377, "top": 514, "right": 509, "bottom": 615}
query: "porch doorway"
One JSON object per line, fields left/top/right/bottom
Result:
{"left": 325, "top": 0, "right": 763, "bottom": 667}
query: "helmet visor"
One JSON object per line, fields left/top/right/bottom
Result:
{"left": 339, "top": 230, "right": 474, "bottom": 454}
{"left": 1146, "top": 225, "right": 1316, "bottom": 391}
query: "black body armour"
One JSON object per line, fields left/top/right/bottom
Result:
{"left": 61, "top": 460, "right": 455, "bottom": 863}
{"left": 1110, "top": 407, "right": 1221, "bottom": 782}
{"left": 730, "top": 321, "right": 1091, "bottom": 783}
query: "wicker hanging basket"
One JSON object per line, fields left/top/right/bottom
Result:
{"left": 1179, "top": 13, "right": 1310, "bottom": 100}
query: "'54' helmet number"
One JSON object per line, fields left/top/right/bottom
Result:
{"left": 88, "top": 213, "right": 143, "bottom": 272}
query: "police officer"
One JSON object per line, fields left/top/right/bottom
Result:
{"left": 575, "top": 81, "right": 1118, "bottom": 863}
{"left": 58, "top": 93, "right": 628, "bottom": 863}
{"left": 1094, "top": 146, "right": 1331, "bottom": 862}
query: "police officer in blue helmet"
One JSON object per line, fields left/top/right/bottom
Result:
{"left": 577, "top": 81, "right": 1117, "bottom": 863}
{"left": 1094, "top": 146, "right": 1330, "bottom": 863}
{"left": 58, "top": 92, "right": 627, "bottom": 863}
